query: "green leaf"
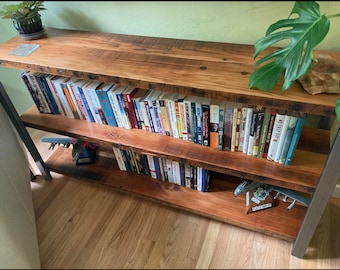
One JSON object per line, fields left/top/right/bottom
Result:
{"left": 248, "top": 1, "right": 330, "bottom": 91}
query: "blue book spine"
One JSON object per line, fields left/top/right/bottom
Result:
{"left": 153, "top": 156, "right": 162, "bottom": 180}
{"left": 36, "top": 74, "right": 59, "bottom": 114}
{"left": 78, "top": 86, "right": 96, "bottom": 123}
{"left": 96, "top": 89, "right": 118, "bottom": 127}
{"left": 21, "top": 72, "right": 44, "bottom": 113}
{"left": 284, "top": 116, "right": 306, "bottom": 166}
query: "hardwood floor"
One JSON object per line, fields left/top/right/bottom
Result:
{"left": 28, "top": 128, "right": 340, "bottom": 269}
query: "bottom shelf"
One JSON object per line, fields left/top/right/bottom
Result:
{"left": 45, "top": 147, "right": 308, "bottom": 242}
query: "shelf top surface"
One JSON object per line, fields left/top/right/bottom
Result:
{"left": 1, "top": 27, "right": 339, "bottom": 116}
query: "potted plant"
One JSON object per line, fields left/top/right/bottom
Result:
{"left": 248, "top": 1, "right": 340, "bottom": 120}
{"left": 0, "top": 1, "right": 46, "bottom": 40}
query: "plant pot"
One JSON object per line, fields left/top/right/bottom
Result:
{"left": 12, "top": 12, "right": 45, "bottom": 40}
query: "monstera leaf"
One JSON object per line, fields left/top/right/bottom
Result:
{"left": 248, "top": 1, "right": 330, "bottom": 91}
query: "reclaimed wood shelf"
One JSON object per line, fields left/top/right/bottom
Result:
{"left": 21, "top": 106, "right": 326, "bottom": 194}
{"left": 1, "top": 27, "right": 340, "bottom": 258}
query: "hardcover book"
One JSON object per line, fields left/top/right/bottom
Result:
{"left": 201, "top": 97, "right": 211, "bottom": 146}
{"left": 82, "top": 80, "right": 105, "bottom": 124}
{"left": 278, "top": 113, "right": 298, "bottom": 164}
{"left": 267, "top": 110, "right": 286, "bottom": 161}
{"left": 209, "top": 99, "right": 220, "bottom": 150}
{"left": 284, "top": 114, "right": 306, "bottom": 166}
{"left": 96, "top": 82, "right": 118, "bottom": 127}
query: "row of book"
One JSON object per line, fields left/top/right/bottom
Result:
{"left": 112, "top": 147, "right": 210, "bottom": 192}
{"left": 21, "top": 71, "right": 305, "bottom": 166}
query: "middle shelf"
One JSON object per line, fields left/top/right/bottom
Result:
{"left": 22, "top": 105, "right": 328, "bottom": 194}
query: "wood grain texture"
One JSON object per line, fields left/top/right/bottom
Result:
{"left": 29, "top": 129, "right": 340, "bottom": 269}
{"left": 0, "top": 27, "right": 339, "bottom": 116}
{"left": 22, "top": 106, "right": 326, "bottom": 194}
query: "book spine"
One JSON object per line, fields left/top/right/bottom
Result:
{"left": 202, "top": 102, "right": 210, "bottom": 146}
{"left": 123, "top": 89, "right": 139, "bottom": 129}
{"left": 257, "top": 107, "right": 271, "bottom": 158}
{"left": 51, "top": 79, "right": 74, "bottom": 118}
{"left": 233, "top": 106, "right": 242, "bottom": 152}
{"left": 21, "top": 71, "right": 44, "bottom": 113}
{"left": 190, "top": 101, "right": 197, "bottom": 143}
{"left": 231, "top": 105, "right": 239, "bottom": 152}
{"left": 132, "top": 97, "right": 145, "bottom": 130}
{"left": 284, "top": 115, "right": 306, "bottom": 166}
{"left": 151, "top": 99, "right": 163, "bottom": 134}
{"left": 27, "top": 71, "right": 51, "bottom": 113}
{"left": 107, "top": 88, "right": 123, "bottom": 127}
{"left": 146, "top": 154, "right": 157, "bottom": 179}
{"left": 139, "top": 98, "right": 151, "bottom": 132}
{"left": 274, "top": 114, "right": 291, "bottom": 162}
{"left": 223, "top": 105, "right": 234, "bottom": 151}
{"left": 242, "top": 106, "right": 253, "bottom": 154}
{"left": 184, "top": 164, "right": 192, "bottom": 188}
{"left": 262, "top": 110, "right": 277, "bottom": 159}
{"left": 66, "top": 80, "right": 84, "bottom": 119}
{"left": 167, "top": 98, "right": 179, "bottom": 139}
{"left": 252, "top": 107, "right": 265, "bottom": 157}
{"left": 35, "top": 73, "right": 60, "bottom": 114}
{"left": 197, "top": 167, "right": 203, "bottom": 191}
{"left": 278, "top": 115, "right": 298, "bottom": 164}
{"left": 70, "top": 83, "right": 88, "bottom": 121}
{"left": 78, "top": 85, "right": 96, "bottom": 122}
{"left": 184, "top": 100, "right": 193, "bottom": 142}
{"left": 238, "top": 107, "right": 247, "bottom": 152}
{"left": 120, "top": 149, "right": 132, "bottom": 172}
{"left": 45, "top": 75, "right": 66, "bottom": 116}
{"left": 112, "top": 147, "right": 127, "bottom": 171}
{"left": 218, "top": 105, "right": 225, "bottom": 151}
{"left": 175, "top": 100, "right": 184, "bottom": 139}
{"left": 267, "top": 111, "right": 286, "bottom": 161}
{"left": 179, "top": 101, "right": 188, "bottom": 140}
{"left": 195, "top": 101, "right": 203, "bottom": 145}
{"left": 171, "top": 160, "right": 181, "bottom": 185}
{"left": 209, "top": 103, "right": 220, "bottom": 149}
{"left": 144, "top": 99, "right": 155, "bottom": 132}
{"left": 165, "top": 159, "right": 174, "bottom": 183}
{"left": 247, "top": 108, "right": 258, "bottom": 156}
{"left": 61, "top": 82, "right": 81, "bottom": 119}
{"left": 158, "top": 99, "right": 172, "bottom": 136}
{"left": 117, "top": 91, "right": 131, "bottom": 129}
{"left": 96, "top": 89, "right": 117, "bottom": 127}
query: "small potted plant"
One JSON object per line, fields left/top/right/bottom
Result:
{"left": 0, "top": 1, "right": 46, "bottom": 40}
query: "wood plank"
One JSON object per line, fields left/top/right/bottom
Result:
{"left": 22, "top": 106, "right": 327, "bottom": 194}
{"left": 45, "top": 147, "right": 307, "bottom": 242}
{"left": 0, "top": 27, "right": 338, "bottom": 116}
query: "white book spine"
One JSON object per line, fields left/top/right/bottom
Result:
{"left": 112, "top": 147, "right": 126, "bottom": 171}
{"left": 274, "top": 114, "right": 291, "bottom": 162}
{"left": 267, "top": 112, "right": 286, "bottom": 161}
{"left": 242, "top": 107, "right": 253, "bottom": 154}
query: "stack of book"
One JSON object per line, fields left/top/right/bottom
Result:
{"left": 112, "top": 147, "right": 210, "bottom": 192}
{"left": 21, "top": 71, "right": 306, "bottom": 167}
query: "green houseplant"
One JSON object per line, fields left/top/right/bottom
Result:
{"left": 248, "top": 1, "right": 340, "bottom": 120}
{"left": 0, "top": 1, "right": 46, "bottom": 40}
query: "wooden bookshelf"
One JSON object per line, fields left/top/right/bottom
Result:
{"left": 1, "top": 27, "right": 340, "bottom": 258}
